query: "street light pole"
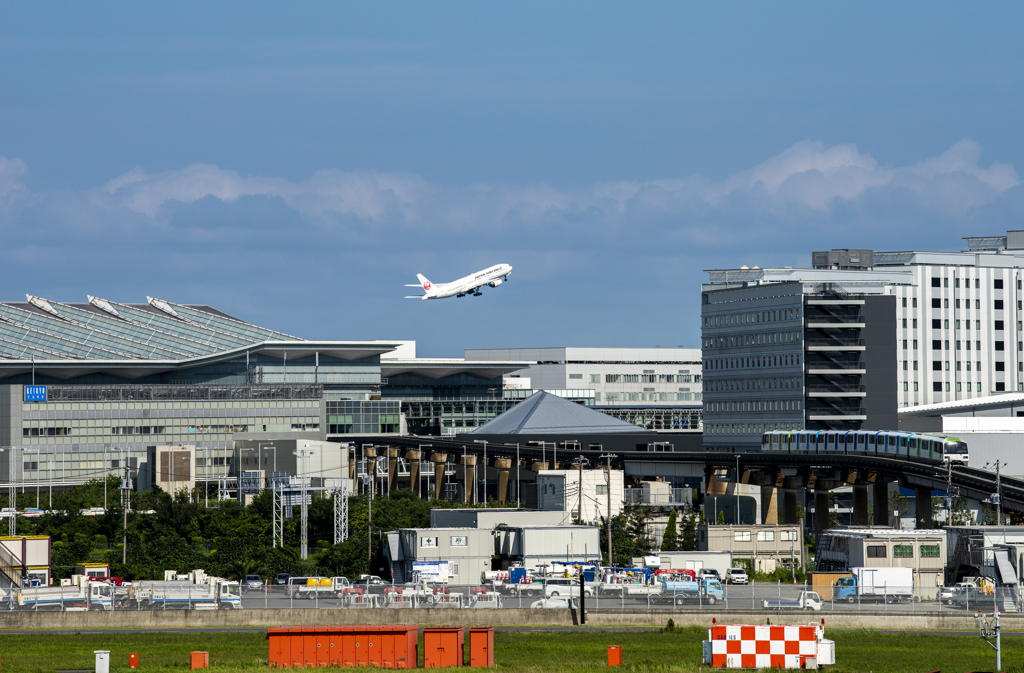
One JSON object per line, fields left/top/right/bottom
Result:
{"left": 735, "top": 454, "right": 741, "bottom": 525}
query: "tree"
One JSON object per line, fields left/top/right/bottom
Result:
{"left": 717, "top": 510, "right": 726, "bottom": 525}
{"left": 889, "top": 491, "right": 908, "bottom": 527}
{"left": 661, "top": 510, "right": 678, "bottom": 551}
{"left": 680, "top": 510, "right": 698, "bottom": 551}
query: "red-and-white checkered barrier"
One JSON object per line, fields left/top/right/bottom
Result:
{"left": 703, "top": 624, "right": 834, "bottom": 669}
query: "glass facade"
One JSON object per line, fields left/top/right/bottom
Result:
{"left": 326, "top": 400, "right": 401, "bottom": 434}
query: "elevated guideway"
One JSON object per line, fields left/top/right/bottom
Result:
{"left": 348, "top": 435, "right": 1024, "bottom": 514}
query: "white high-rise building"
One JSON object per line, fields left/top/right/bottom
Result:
{"left": 815, "top": 231, "right": 1024, "bottom": 407}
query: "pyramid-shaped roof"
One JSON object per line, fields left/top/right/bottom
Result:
{"left": 471, "top": 391, "right": 643, "bottom": 434}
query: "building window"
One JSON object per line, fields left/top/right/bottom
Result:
{"left": 932, "top": 319, "right": 941, "bottom": 329}
{"left": 569, "top": 373, "right": 582, "bottom": 379}
{"left": 932, "top": 382, "right": 942, "bottom": 392}
{"left": 734, "top": 531, "right": 751, "bottom": 542}
{"left": 996, "top": 382, "right": 1006, "bottom": 392}
{"left": 931, "top": 298, "right": 941, "bottom": 309}
{"left": 956, "top": 361, "right": 961, "bottom": 371}
{"left": 913, "top": 382, "right": 919, "bottom": 392}
{"left": 967, "top": 382, "right": 972, "bottom": 392}
{"left": 931, "top": 278, "right": 941, "bottom": 288}
{"left": 995, "top": 279, "right": 1004, "bottom": 289}
{"left": 902, "top": 319, "right": 907, "bottom": 328}
{"left": 893, "top": 544, "right": 914, "bottom": 558}
{"left": 903, "top": 382, "right": 908, "bottom": 391}
{"left": 995, "top": 321, "right": 1005, "bottom": 331}
{"left": 902, "top": 298, "right": 907, "bottom": 307}
{"left": 931, "top": 340, "right": 941, "bottom": 350}
{"left": 781, "top": 530, "right": 797, "bottom": 541}
{"left": 902, "top": 361, "right": 908, "bottom": 371}
{"left": 913, "top": 298, "right": 918, "bottom": 308}
{"left": 590, "top": 374, "right": 600, "bottom": 383}
{"left": 932, "top": 361, "right": 941, "bottom": 371}
{"left": 920, "top": 544, "right": 940, "bottom": 558}
{"left": 913, "top": 340, "right": 918, "bottom": 349}
{"left": 913, "top": 361, "right": 918, "bottom": 371}
{"left": 995, "top": 300, "right": 1004, "bottom": 310}
{"left": 757, "top": 530, "right": 775, "bottom": 541}
{"left": 996, "top": 341, "right": 1005, "bottom": 351}
{"left": 902, "top": 340, "right": 908, "bottom": 349}
{"left": 995, "top": 362, "right": 1005, "bottom": 372}
{"left": 956, "top": 382, "right": 961, "bottom": 392}
{"left": 946, "top": 382, "right": 950, "bottom": 392}
{"left": 913, "top": 319, "right": 918, "bottom": 328}
{"left": 596, "top": 484, "right": 608, "bottom": 495}
{"left": 867, "top": 545, "right": 887, "bottom": 558}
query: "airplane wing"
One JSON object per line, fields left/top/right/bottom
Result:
{"left": 404, "top": 296, "right": 427, "bottom": 300}
{"left": 404, "top": 284, "right": 422, "bottom": 287}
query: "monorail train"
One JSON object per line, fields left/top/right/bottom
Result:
{"left": 760, "top": 430, "right": 969, "bottom": 466}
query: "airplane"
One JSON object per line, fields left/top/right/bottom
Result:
{"left": 405, "top": 264, "right": 513, "bottom": 300}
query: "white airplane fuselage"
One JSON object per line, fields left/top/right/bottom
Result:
{"left": 406, "top": 264, "right": 512, "bottom": 300}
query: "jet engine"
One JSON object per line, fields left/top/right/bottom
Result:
{"left": 488, "top": 279, "right": 503, "bottom": 288}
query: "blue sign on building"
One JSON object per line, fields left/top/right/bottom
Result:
{"left": 24, "top": 386, "right": 46, "bottom": 402}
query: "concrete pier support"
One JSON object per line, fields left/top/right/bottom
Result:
{"left": 461, "top": 455, "right": 477, "bottom": 504}
{"left": 852, "top": 485, "right": 869, "bottom": 526}
{"left": 430, "top": 453, "right": 447, "bottom": 500}
{"left": 814, "top": 490, "right": 831, "bottom": 539}
{"left": 761, "top": 486, "right": 779, "bottom": 524}
{"left": 495, "top": 458, "right": 512, "bottom": 504}
{"left": 915, "top": 487, "right": 933, "bottom": 529}
{"left": 873, "top": 482, "right": 889, "bottom": 526}
{"left": 782, "top": 489, "right": 799, "bottom": 524}
{"left": 405, "top": 450, "right": 421, "bottom": 497}
{"left": 387, "top": 448, "right": 399, "bottom": 491}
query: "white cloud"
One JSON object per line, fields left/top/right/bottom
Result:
{"left": 2, "top": 137, "right": 1020, "bottom": 241}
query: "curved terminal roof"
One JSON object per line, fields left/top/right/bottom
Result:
{"left": 471, "top": 390, "right": 641, "bottom": 434}
{"left": 0, "top": 295, "right": 402, "bottom": 381}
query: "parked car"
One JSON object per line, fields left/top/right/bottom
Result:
{"left": 274, "top": 573, "right": 291, "bottom": 586}
{"left": 698, "top": 568, "right": 721, "bottom": 581}
{"left": 531, "top": 596, "right": 580, "bottom": 609}
{"left": 243, "top": 575, "right": 264, "bottom": 592}
{"left": 936, "top": 587, "right": 954, "bottom": 604}
{"left": 351, "top": 575, "right": 389, "bottom": 594}
{"left": 726, "top": 568, "right": 749, "bottom": 585}
{"left": 543, "top": 578, "right": 594, "bottom": 599}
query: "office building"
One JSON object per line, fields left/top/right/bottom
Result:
{"left": 701, "top": 267, "right": 909, "bottom": 452}
{"left": 816, "top": 231, "right": 1024, "bottom": 406}
{"left": 466, "top": 347, "right": 703, "bottom": 431}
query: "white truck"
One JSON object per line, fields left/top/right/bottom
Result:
{"left": 762, "top": 591, "right": 823, "bottom": 611}
{"left": 133, "top": 575, "right": 242, "bottom": 609}
{"left": 832, "top": 567, "right": 915, "bottom": 604}
{"left": 295, "top": 577, "right": 351, "bottom": 599}
{"left": 16, "top": 582, "right": 113, "bottom": 611}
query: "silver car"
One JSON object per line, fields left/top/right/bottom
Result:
{"left": 726, "top": 568, "right": 749, "bottom": 585}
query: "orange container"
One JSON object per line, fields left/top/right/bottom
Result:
{"left": 608, "top": 646, "right": 622, "bottom": 667}
{"left": 468, "top": 627, "right": 494, "bottom": 667}
{"left": 190, "top": 652, "right": 209, "bottom": 670}
{"left": 423, "top": 627, "right": 464, "bottom": 668}
{"left": 129, "top": 654, "right": 139, "bottom": 669}
{"left": 268, "top": 625, "right": 418, "bottom": 669}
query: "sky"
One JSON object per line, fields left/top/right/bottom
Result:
{"left": 2, "top": 2, "right": 1024, "bottom": 356}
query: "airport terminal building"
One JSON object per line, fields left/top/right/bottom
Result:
{"left": 0, "top": 295, "right": 526, "bottom": 496}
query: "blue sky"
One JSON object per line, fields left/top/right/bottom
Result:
{"left": 2, "top": 2, "right": 1023, "bottom": 356}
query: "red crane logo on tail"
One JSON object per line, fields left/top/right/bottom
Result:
{"left": 423, "top": 282, "right": 431, "bottom": 291}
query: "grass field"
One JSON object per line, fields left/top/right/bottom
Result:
{"left": 0, "top": 627, "right": 1020, "bottom": 673}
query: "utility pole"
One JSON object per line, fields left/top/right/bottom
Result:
{"left": 984, "top": 460, "right": 1007, "bottom": 525}
{"left": 368, "top": 467, "right": 373, "bottom": 568}
{"left": 121, "top": 464, "right": 132, "bottom": 565}
{"left": 572, "top": 456, "right": 588, "bottom": 523}
{"left": 293, "top": 445, "right": 315, "bottom": 560}
{"left": 601, "top": 454, "right": 616, "bottom": 566}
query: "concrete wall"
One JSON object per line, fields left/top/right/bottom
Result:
{"left": 0, "top": 608, "right": 1018, "bottom": 631}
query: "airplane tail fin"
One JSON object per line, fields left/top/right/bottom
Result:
{"left": 416, "top": 274, "right": 433, "bottom": 292}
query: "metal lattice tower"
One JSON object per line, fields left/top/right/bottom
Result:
{"left": 272, "top": 482, "right": 285, "bottom": 548}
{"left": 333, "top": 484, "right": 349, "bottom": 544}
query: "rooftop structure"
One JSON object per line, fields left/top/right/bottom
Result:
{"left": 471, "top": 390, "right": 642, "bottom": 435}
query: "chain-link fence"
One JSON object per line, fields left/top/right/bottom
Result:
{"left": 4, "top": 578, "right": 1020, "bottom": 613}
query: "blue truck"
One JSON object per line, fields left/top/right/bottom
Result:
{"left": 659, "top": 577, "right": 726, "bottom": 605}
